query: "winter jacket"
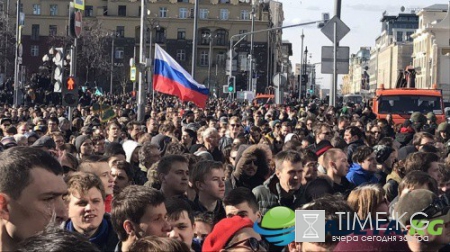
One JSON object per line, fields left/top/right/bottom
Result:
{"left": 345, "top": 163, "right": 379, "bottom": 187}
{"left": 252, "top": 174, "right": 306, "bottom": 216}
{"left": 225, "top": 145, "right": 269, "bottom": 196}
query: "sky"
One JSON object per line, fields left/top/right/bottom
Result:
{"left": 278, "top": 0, "right": 450, "bottom": 89}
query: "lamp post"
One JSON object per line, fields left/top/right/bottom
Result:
{"left": 203, "top": 33, "right": 215, "bottom": 90}
{"left": 147, "top": 18, "right": 159, "bottom": 95}
{"left": 108, "top": 32, "right": 119, "bottom": 95}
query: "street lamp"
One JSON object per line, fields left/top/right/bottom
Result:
{"left": 147, "top": 18, "right": 160, "bottom": 95}
{"left": 203, "top": 33, "right": 216, "bottom": 90}
{"left": 107, "top": 32, "right": 119, "bottom": 95}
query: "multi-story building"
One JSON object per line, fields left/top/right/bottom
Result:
{"left": 368, "top": 11, "right": 418, "bottom": 91}
{"left": 348, "top": 47, "right": 370, "bottom": 94}
{"left": 411, "top": 3, "right": 450, "bottom": 101}
{"left": 9, "top": 0, "right": 284, "bottom": 95}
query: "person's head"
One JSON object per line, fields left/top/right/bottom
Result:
{"left": 223, "top": 187, "right": 261, "bottom": 223}
{"left": 193, "top": 212, "right": 214, "bottom": 247}
{"left": 0, "top": 147, "right": 67, "bottom": 247}
{"left": 405, "top": 152, "right": 441, "bottom": 183}
{"left": 274, "top": 150, "right": 303, "bottom": 193}
{"left": 412, "top": 132, "right": 435, "bottom": 151}
{"left": 156, "top": 155, "right": 189, "bottom": 197}
{"left": 129, "top": 236, "right": 191, "bottom": 252}
{"left": 323, "top": 148, "right": 349, "bottom": 178}
{"left": 313, "top": 123, "right": 333, "bottom": 142}
{"left": 202, "top": 128, "right": 220, "bottom": 149}
{"left": 300, "top": 149, "right": 318, "bottom": 186}
{"left": 202, "top": 216, "right": 268, "bottom": 252}
{"left": 347, "top": 184, "right": 388, "bottom": 220}
{"left": 181, "top": 128, "right": 197, "bottom": 147}
{"left": 228, "top": 116, "right": 242, "bottom": 139}
{"left": 289, "top": 195, "right": 354, "bottom": 252}
{"left": 165, "top": 198, "right": 195, "bottom": 248}
{"left": 344, "top": 126, "right": 363, "bottom": 144}
{"left": 78, "top": 155, "right": 113, "bottom": 196}
{"left": 91, "top": 135, "right": 106, "bottom": 155}
{"left": 352, "top": 146, "right": 377, "bottom": 173}
{"left": 398, "top": 170, "right": 439, "bottom": 197}
{"left": 395, "top": 189, "right": 450, "bottom": 250}
{"left": 105, "top": 142, "right": 126, "bottom": 168}
{"left": 111, "top": 185, "right": 171, "bottom": 242}
{"left": 127, "top": 121, "right": 143, "bottom": 141}
{"left": 16, "top": 226, "right": 100, "bottom": 252}
{"left": 75, "top": 135, "right": 93, "bottom": 157}
{"left": 139, "top": 142, "right": 162, "bottom": 168}
{"left": 106, "top": 120, "right": 121, "bottom": 139}
{"left": 111, "top": 161, "right": 134, "bottom": 196}
{"left": 65, "top": 172, "right": 106, "bottom": 237}
{"left": 190, "top": 160, "right": 225, "bottom": 200}
{"left": 50, "top": 132, "right": 65, "bottom": 148}
{"left": 59, "top": 152, "right": 79, "bottom": 177}
{"left": 280, "top": 121, "right": 292, "bottom": 137}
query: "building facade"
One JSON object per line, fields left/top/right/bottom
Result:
{"left": 9, "top": 0, "right": 284, "bottom": 95}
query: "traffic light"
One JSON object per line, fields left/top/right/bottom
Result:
{"left": 227, "top": 76, "right": 235, "bottom": 93}
{"left": 62, "top": 76, "right": 79, "bottom": 107}
{"left": 53, "top": 48, "right": 64, "bottom": 93}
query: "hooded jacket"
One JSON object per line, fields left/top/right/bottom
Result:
{"left": 346, "top": 163, "right": 379, "bottom": 186}
{"left": 225, "top": 145, "right": 269, "bottom": 196}
{"left": 122, "top": 140, "right": 147, "bottom": 185}
{"left": 252, "top": 174, "right": 306, "bottom": 216}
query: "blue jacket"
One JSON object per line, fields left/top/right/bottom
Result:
{"left": 346, "top": 163, "right": 379, "bottom": 186}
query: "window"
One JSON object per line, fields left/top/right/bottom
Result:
{"left": 240, "top": 10, "right": 250, "bottom": 20}
{"left": 31, "top": 24, "right": 40, "bottom": 40}
{"left": 177, "top": 28, "right": 186, "bottom": 39}
{"left": 176, "top": 49, "right": 186, "bottom": 61}
{"left": 200, "top": 29, "right": 210, "bottom": 45}
{"left": 155, "top": 28, "right": 165, "bottom": 43}
{"left": 116, "top": 26, "right": 125, "bottom": 37}
{"left": 179, "top": 8, "right": 188, "bottom": 18}
{"left": 379, "top": 95, "right": 443, "bottom": 115}
{"left": 220, "top": 9, "right": 229, "bottom": 20}
{"left": 239, "top": 30, "right": 248, "bottom": 41}
{"left": 200, "top": 51, "right": 208, "bottom": 66}
{"left": 49, "top": 25, "right": 57, "bottom": 36}
{"left": 216, "top": 29, "right": 227, "bottom": 46}
{"left": 159, "top": 7, "right": 168, "bottom": 18}
{"left": 49, "top": 4, "right": 58, "bottom": 16}
{"left": 217, "top": 53, "right": 225, "bottom": 65}
{"left": 31, "top": 45, "right": 39, "bottom": 57}
{"left": 85, "top": 6, "right": 94, "bottom": 17}
{"left": 396, "top": 31, "right": 403, "bottom": 42}
{"left": 406, "top": 32, "right": 413, "bottom": 42}
{"left": 33, "top": 4, "right": 41, "bottom": 15}
{"left": 115, "top": 47, "right": 124, "bottom": 59}
{"left": 118, "top": 6, "right": 126, "bottom": 16}
{"left": 199, "top": 9, "right": 208, "bottom": 19}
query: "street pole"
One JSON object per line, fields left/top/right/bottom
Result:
{"left": 248, "top": 4, "right": 255, "bottom": 92}
{"left": 110, "top": 35, "right": 114, "bottom": 95}
{"left": 137, "top": 0, "right": 146, "bottom": 122}
{"left": 207, "top": 35, "right": 212, "bottom": 90}
{"left": 13, "top": 0, "right": 20, "bottom": 106}
{"left": 331, "top": 21, "right": 337, "bottom": 107}
{"left": 148, "top": 25, "right": 153, "bottom": 95}
{"left": 191, "top": 0, "right": 199, "bottom": 78}
{"left": 299, "top": 30, "right": 304, "bottom": 100}
{"left": 69, "top": 38, "right": 77, "bottom": 123}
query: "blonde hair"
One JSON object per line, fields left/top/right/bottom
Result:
{"left": 347, "top": 184, "right": 385, "bottom": 220}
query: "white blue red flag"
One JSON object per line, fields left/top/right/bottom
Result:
{"left": 153, "top": 44, "right": 209, "bottom": 108}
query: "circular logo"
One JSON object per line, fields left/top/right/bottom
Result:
{"left": 253, "top": 206, "right": 296, "bottom": 247}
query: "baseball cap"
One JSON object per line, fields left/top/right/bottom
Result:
{"left": 395, "top": 189, "right": 450, "bottom": 226}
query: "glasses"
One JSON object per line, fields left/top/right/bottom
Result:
{"left": 275, "top": 125, "right": 281, "bottom": 128}
{"left": 371, "top": 131, "right": 381, "bottom": 134}
{"left": 244, "top": 160, "right": 256, "bottom": 166}
{"left": 322, "top": 132, "right": 331, "bottom": 135}
{"left": 230, "top": 124, "right": 240, "bottom": 128}
{"left": 3, "top": 124, "right": 10, "bottom": 127}
{"left": 413, "top": 194, "right": 450, "bottom": 220}
{"left": 224, "top": 237, "right": 269, "bottom": 252}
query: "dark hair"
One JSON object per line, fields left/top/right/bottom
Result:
{"left": 0, "top": 147, "right": 63, "bottom": 199}
{"left": 352, "top": 146, "right": 374, "bottom": 164}
{"left": 111, "top": 185, "right": 165, "bottom": 241}
{"left": 165, "top": 142, "right": 189, "bottom": 155}
{"left": 223, "top": 187, "right": 259, "bottom": 213}
{"left": 405, "top": 152, "right": 440, "bottom": 174}
{"left": 165, "top": 198, "right": 194, "bottom": 225}
{"left": 138, "top": 142, "right": 161, "bottom": 167}
{"left": 16, "top": 226, "right": 100, "bottom": 252}
{"left": 331, "top": 136, "right": 347, "bottom": 149}
{"left": 129, "top": 236, "right": 190, "bottom": 252}
{"left": 114, "top": 160, "right": 135, "bottom": 184}
{"left": 378, "top": 137, "right": 394, "bottom": 148}
{"left": 156, "top": 154, "right": 189, "bottom": 175}
{"left": 398, "top": 170, "right": 439, "bottom": 195}
{"left": 65, "top": 172, "right": 106, "bottom": 201}
{"left": 194, "top": 212, "right": 215, "bottom": 226}
{"left": 345, "top": 126, "right": 363, "bottom": 139}
{"left": 104, "top": 142, "right": 126, "bottom": 157}
{"left": 282, "top": 140, "right": 303, "bottom": 152}
{"left": 274, "top": 150, "right": 302, "bottom": 171}
{"left": 300, "top": 149, "right": 318, "bottom": 164}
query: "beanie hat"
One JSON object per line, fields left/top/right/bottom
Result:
{"left": 426, "top": 112, "right": 436, "bottom": 121}
{"left": 373, "top": 145, "right": 394, "bottom": 164}
{"left": 1, "top": 137, "right": 17, "bottom": 149}
{"left": 75, "top": 135, "right": 90, "bottom": 153}
{"left": 202, "top": 216, "right": 253, "bottom": 251}
{"left": 315, "top": 140, "right": 333, "bottom": 157}
{"left": 437, "top": 122, "right": 449, "bottom": 133}
{"left": 409, "top": 112, "right": 426, "bottom": 124}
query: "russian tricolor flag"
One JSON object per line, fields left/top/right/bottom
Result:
{"left": 153, "top": 44, "right": 209, "bottom": 108}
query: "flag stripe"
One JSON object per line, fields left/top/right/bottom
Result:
{"left": 153, "top": 74, "right": 208, "bottom": 108}
{"left": 153, "top": 59, "right": 209, "bottom": 95}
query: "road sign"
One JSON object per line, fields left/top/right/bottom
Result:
{"left": 272, "top": 73, "right": 287, "bottom": 87}
{"left": 74, "top": 11, "right": 82, "bottom": 38}
{"left": 321, "top": 15, "right": 350, "bottom": 43}
{"left": 74, "top": 0, "right": 85, "bottom": 10}
{"left": 130, "top": 67, "right": 136, "bottom": 81}
{"left": 321, "top": 46, "right": 350, "bottom": 74}
{"left": 223, "top": 85, "right": 229, "bottom": 94}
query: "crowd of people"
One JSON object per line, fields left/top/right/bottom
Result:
{"left": 0, "top": 93, "right": 450, "bottom": 252}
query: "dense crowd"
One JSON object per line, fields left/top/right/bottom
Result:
{"left": 0, "top": 93, "right": 450, "bottom": 252}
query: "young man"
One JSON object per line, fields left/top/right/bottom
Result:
{"left": 157, "top": 154, "right": 190, "bottom": 199}
{"left": 190, "top": 160, "right": 226, "bottom": 222}
{"left": 223, "top": 187, "right": 261, "bottom": 223}
{"left": 111, "top": 161, "right": 134, "bottom": 197}
{"left": 193, "top": 212, "right": 214, "bottom": 248}
{"left": 165, "top": 198, "right": 196, "bottom": 250}
{"left": 323, "top": 148, "right": 355, "bottom": 195}
{"left": 111, "top": 185, "right": 171, "bottom": 252}
{"left": 253, "top": 150, "right": 305, "bottom": 215}
{"left": 343, "top": 126, "right": 365, "bottom": 164}
{"left": 0, "top": 147, "right": 68, "bottom": 251}
{"left": 346, "top": 145, "right": 379, "bottom": 186}
{"left": 404, "top": 152, "right": 442, "bottom": 184}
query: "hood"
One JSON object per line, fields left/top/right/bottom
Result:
{"left": 234, "top": 144, "right": 269, "bottom": 180}
{"left": 122, "top": 140, "right": 141, "bottom": 163}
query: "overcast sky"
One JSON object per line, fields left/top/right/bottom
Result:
{"left": 278, "top": 0, "right": 450, "bottom": 89}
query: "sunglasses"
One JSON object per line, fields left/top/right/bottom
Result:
{"left": 224, "top": 237, "right": 269, "bottom": 252}
{"left": 244, "top": 160, "right": 256, "bottom": 166}
{"left": 413, "top": 194, "right": 450, "bottom": 220}
{"left": 322, "top": 132, "right": 331, "bottom": 135}
{"left": 230, "top": 124, "right": 240, "bottom": 128}
{"left": 371, "top": 131, "right": 381, "bottom": 134}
